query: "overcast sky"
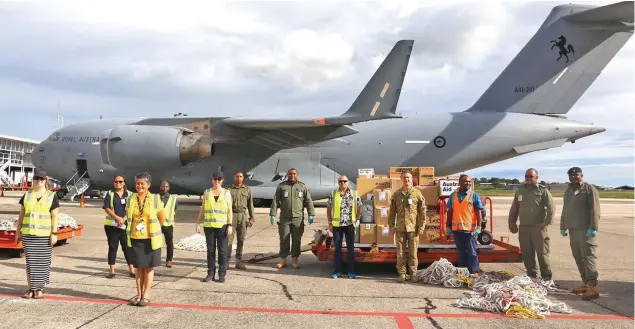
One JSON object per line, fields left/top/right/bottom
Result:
{"left": 1, "top": 1, "right": 633, "bottom": 186}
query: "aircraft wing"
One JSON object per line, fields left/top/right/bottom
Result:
{"left": 136, "top": 40, "right": 413, "bottom": 150}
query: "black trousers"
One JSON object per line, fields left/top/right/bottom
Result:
{"left": 161, "top": 226, "right": 174, "bottom": 261}
{"left": 204, "top": 226, "right": 227, "bottom": 277}
{"left": 104, "top": 225, "right": 132, "bottom": 266}
{"left": 333, "top": 225, "right": 356, "bottom": 273}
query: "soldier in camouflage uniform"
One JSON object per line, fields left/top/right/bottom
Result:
{"left": 227, "top": 171, "right": 255, "bottom": 270}
{"left": 388, "top": 171, "right": 426, "bottom": 283}
{"left": 561, "top": 167, "right": 601, "bottom": 300}
{"left": 269, "top": 168, "right": 315, "bottom": 269}
{"left": 508, "top": 168, "right": 555, "bottom": 282}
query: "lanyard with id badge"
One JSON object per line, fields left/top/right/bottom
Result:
{"left": 135, "top": 195, "right": 148, "bottom": 234}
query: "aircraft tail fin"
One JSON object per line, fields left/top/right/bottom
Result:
{"left": 466, "top": 1, "right": 633, "bottom": 116}
{"left": 341, "top": 40, "right": 413, "bottom": 118}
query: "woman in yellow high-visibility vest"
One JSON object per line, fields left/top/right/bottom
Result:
{"left": 15, "top": 168, "right": 60, "bottom": 299}
{"left": 124, "top": 172, "right": 166, "bottom": 307}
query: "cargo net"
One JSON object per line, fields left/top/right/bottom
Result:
{"left": 0, "top": 213, "right": 79, "bottom": 231}
{"left": 175, "top": 234, "right": 237, "bottom": 252}
{"left": 416, "top": 258, "right": 572, "bottom": 319}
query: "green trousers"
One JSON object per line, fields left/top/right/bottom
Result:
{"left": 227, "top": 212, "right": 248, "bottom": 261}
{"left": 278, "top": 217, "right": 304, "bottom": 258}
{"left": 396, "top": 231, "right": 418, "bottom": 276}
{"left": 518, "top": 226, "right": 552, "bottom": 279}
{"left": 569, "top": 228, "right": 598, "bottom": 286}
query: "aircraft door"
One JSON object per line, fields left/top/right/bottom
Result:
{"left": 320, "top": 158, "right": 336, "bottom": 186}
{"left": 76, "top": 159, "right": 89, "bottom": 179}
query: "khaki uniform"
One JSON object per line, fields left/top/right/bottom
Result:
{"left": 227, "top": 185, "right": 255, "bottom": 264}
{"left": 388, "top": 187, "right": 426, "bottom": 281}
{"left": 270, "top": 180, "right": 315, "bottom": 260}
{"left": 508, "top": 183, "right": 555, "bottom": 279}
{"left": 561, "top": 182, "right": 600, "bottom": 287}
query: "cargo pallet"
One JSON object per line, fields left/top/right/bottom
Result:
{"left": 0, "top": 225, "right": 84, "bottom": 258}
{"left": 311, "top": 196, "right": 522, "bottom": 264}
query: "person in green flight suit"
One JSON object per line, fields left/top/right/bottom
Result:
{"left": 269, "top": 168, "right": 315, "bottom": 270}
{"left": 508, "top": 168, "right": 555, "bottom": 283}
{"left": 561, "top": 166, "right": 600, "bottom": 300}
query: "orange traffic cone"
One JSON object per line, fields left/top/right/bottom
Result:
{"left": 80, "top": 193, "right": 85, "bottom": 208}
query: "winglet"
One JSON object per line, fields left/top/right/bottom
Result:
{"left": 342, "top": 40, "right": 414, "bottom": 118}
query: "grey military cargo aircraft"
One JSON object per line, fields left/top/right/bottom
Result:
{"left": 34, "top": 1, "right": 633, "bottom": 206}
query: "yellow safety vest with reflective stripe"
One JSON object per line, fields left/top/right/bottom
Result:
{"left": 203, "top": 188, "right": 229, "bottom": 228}
{"left": 125, "top": 193, "right": 163, "bottom": 250}
{"left": 330, "top": 189, "right": 358, "bottom": 227}
{"left": 104, "top": 190, "right": 132, "bottom": 226}
{"left": 162, "top": 194, "right": 177, "bottom": 227}
{"left": 21, "top": 190, "right": 55, "bottom": 237}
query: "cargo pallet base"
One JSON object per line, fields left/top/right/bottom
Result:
{"left": 0, "top": 225, "right": 84, "bottom": 258}
{"left": 311, "top": 196, "right": 522, "bottom": 264}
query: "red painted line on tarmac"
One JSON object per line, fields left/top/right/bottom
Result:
{"left": 1, "top": 292, "right": 633, "bottom": 321}
{"left": 394, "top": 316, "right": 414, "bottom": 329}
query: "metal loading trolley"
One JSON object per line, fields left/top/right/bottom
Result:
{"left": 311, "top": 196, "right": 522, "bottom": 264}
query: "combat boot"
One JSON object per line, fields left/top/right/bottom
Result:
{"left": 572, "top": 284, "right": 588, "bottom": 294}
{"left": 166, "top": 261, "right": 173, "bottom": 268}
{"left": 397, "top": 275, "right": 406, "bottom": 283}
{"left": 411, "top": 275, "right": 419, "bottom": 283}
{"left": 276, "top": 257, "right": 287, "bottom": 269}
{"left": 582, "top": 286, "right": 599, "bottom": 300}
{"left": 235, "top": 260, "right": 247, "bottom": 270}
{"left": 292, "top": 257, "right": 300, "bottom": 269}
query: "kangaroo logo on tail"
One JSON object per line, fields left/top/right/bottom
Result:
{"left": 550, "top": 35, "right": 575, "bottom": 63}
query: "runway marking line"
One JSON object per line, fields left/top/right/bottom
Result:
{"left": 1, "top": 292, "right": 633, "bottom": 325}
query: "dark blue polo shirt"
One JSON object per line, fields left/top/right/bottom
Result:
{"left": 103, "top": 190, "right": 129, "bottom": 217}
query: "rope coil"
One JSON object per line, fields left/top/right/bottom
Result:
{"left": 417, "top": 258, "right": 572, "bottom": 318}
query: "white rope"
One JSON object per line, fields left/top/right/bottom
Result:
{"left": 417, "top": 258, "right": 572, "bottom": 317}
{"left": 0, "top": 213, "right": 78, "bottom": 231}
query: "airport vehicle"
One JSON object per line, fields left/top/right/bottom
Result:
{"left": 0, "top": 224, "right": 84, "bottom": 258}
{"left": 311, "top": 196, "right": 523, "bottom": 265}
{"left": 33, "top": 2, "right": 633, "bottom": 206}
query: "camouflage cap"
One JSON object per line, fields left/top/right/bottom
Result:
{"left": 567, "top": 166, "right": 582, "bottom": 174}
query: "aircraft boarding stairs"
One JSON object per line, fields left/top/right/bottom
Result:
{"left": 0, "top": 161, "right": 13, "bottom": 186}
{"left": 63, "top": 171, "right": 91, "bottom": 202}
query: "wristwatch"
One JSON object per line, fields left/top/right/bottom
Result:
{"left": 51, "top": 232, "right": 58, "bottom": 235}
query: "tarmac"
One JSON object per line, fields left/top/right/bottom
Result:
{"left": 0, "top": 190, "right": 633, "bottom": 329}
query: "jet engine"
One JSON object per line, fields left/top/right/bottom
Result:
{"left": 101, "top": 125, "right": 213, "bottom": 170}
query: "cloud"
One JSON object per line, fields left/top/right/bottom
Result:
{"left": 0, "top": 1, "right": 633, "bottom": 185}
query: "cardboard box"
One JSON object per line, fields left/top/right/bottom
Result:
{"left": 390, "top": 178, "right": 403, "bottom": 193}
{"left": 356, "top": 177, "right": 391, "bottom": 200}
{"left": 419, "top": 230, "right": 441, "bottom": 244}
{"left": 358, "top": 168, "right": 375, "bottom": 178}
{"left": 376, "top": 225, "right": 394, "bottom": 244}
{"left": 418, "top": 167, "right": 435, "bottom": 186}
{"left": 438, "top": 178, "right": 460, "bottom": 197}
{"left": 426, "top": 211, "right": 440, "bottom": 225}
{"left": 372, "top": 188, "right": 392, "bottom": 207}
{"left": 360, "top": 224, "right": 377, "bottom": 244}
{"left": 360, "top": 200, "right": 375, "bottom": 224}
{"left": 374, "top": 206, "right": 390, "bottom": 226}
{"left": 389, "top": 167, "right": 420, "bottom": 185}
{"left": 416, "top": 185, "right": 440, "bottom": 206}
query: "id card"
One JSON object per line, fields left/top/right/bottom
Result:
{"left": 121, "top": 199, "right": 126, "bottom": 205}
{"left": 574, "top": 190, "right": 579, "bottom": 195}
{"left": 298, "top": 191, "right": 303, "bottom": 198}
{"left": 518, "top": 195, "right": 523, "bottom": 202}
{"left": 32, "top": 213, "right": 40, "bottom": 220}
{"left": 284, "top": 191, "right": 289, "bottom": 198}
{"left": 136, "top": 223, "right": 146, "bottom": 232}
{"left": 408, "top": 198, "right": 413, "bottom": 205}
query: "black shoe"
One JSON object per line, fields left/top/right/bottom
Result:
{"left": 217, "top": 277, "right": 225, "bottom": 283}
{"left": 202, "top": 274, "right": 215, "bottom": 282}
{"left": 106, "top": 273, "right": 115, "bottom": 279}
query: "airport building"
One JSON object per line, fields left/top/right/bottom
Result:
{"left": 0, "top": 134, "right": 39, "bottom": 186}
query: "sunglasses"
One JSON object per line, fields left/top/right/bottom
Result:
{"left": 114, "top": 180, "right": 124, "bottom": 183}
{"left": 33, "top": 176, "right": 45, "bottom": 181}
{"left": 525, "top": 175, "right": 535, "bottom": 178}
{"left": 212, "top": 177, "right": 222, "bottom": 181}
{"left": 338, "top": 180, "right": 347, "bottom": 183}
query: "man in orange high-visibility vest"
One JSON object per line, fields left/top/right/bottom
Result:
{"left": 445, "top": 174, "right": 484, "bottom": 274}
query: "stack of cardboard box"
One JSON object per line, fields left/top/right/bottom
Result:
{"left": 355, "top": 167, "right": 443, "bottom": 245}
